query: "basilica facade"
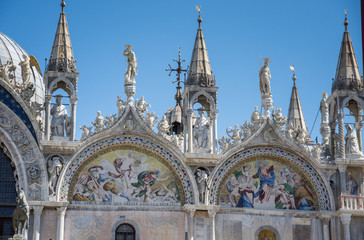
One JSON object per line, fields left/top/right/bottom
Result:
{"left": 0, "top": 1, "right": 364, "bottom": 240}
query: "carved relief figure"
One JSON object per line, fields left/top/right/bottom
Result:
{"left": 259, "top": 58, "right": 272, "bottom": 96}
{"left": 195, "top": 169, "right": 209, "bottom": 203}
{"left": 48, "top": 156, "right": 63, "bottom": 196}
{"left": 0, "top": 60, "right": 16, "bottom": 84}
{"left": 345, "top": 125, "right": 362, "bottom": 155}
{"left": 135, "top": 96, "right": 150, "bottom": 117}
{"left": 12, "top": 190, "right": 29, "bottom": 236}
{"left": 116, "top": 96, "right": 126, "bottom": 118}
{"left": 80, "top": 125, "right": 92, "bottom": 141}
{"left": 123, "top": 44, "right": 137, "bottom": 82}
{"left": 157, "top": 115, "right": 170, "bottom": 136}
{"left": 320, "top": 92, "right": 329, "bottom": 124}
{"left": 193, "top": 109, "right": 209, "bottom": 149}
{"left": 50, "top": 95, "right": 68, "bottom": 137}
{"left": 145, "top": 112, "right": 158, "bottom": 129}
{"left": 19, "top": 54, "right": 31, "bottom": 86}
{"left": 226, "top": 124, "right": 242, "bottom": 145}
{"left": 92, "top": 111, "right": 106, "bottom": 133}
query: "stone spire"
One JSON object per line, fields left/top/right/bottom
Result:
{"left": 332, "top": 10, "right": 362, "bottom": 92}
{"left": 47, "top": 0, "right": 77, "bottom": 73}
{"left": 186, "top": 11, "right": 215, "bottom": 87}
{"left": 287, "top": 71, "right": 309, "bottom": 133}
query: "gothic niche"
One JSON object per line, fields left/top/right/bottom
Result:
{"left": 194, "top": 167, "right": 209, "bottom": 204}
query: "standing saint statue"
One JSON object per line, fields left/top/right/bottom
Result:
{"left": 320, "top": 93, "right": 329, "bottom": 124}
{"left": 123, "top": 44, "right": 137, "bottom": 83}
{"left": 259, "top": 58, "right": 272, "bottom": 96}
{"left": 193, "top": 108, "right": 209, "bottom": 149}
{"left": 50, "top": 95, "right": 68, "bottom": 137}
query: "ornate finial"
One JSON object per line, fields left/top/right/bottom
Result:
{"left": 196, "top": 6, "right": 202, "bottom": 28}
{"left": 61, "top": 0, "right": 66, "bottom": 12}
{"left": 290, "top": 65, "right": 296, "bottom": 86}
{"left": 166, "top": 48, "right": 189, "bottom": 106}
{"left": 344, "top": 9, "right": 348, "bottom": 31}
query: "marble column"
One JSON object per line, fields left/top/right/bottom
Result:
{"left": 44, "top": 95, "right": 52, "bottom": 140}
{"left": 187, "top": 109, "right": 194, "bottom": 153}
{"left": 338, "top": 165, "right": 347, "bottom": 195}
{"left": 340, "top": 213, "right": 351, "bottom": 240}
{"left": 56, "top": 207, "right": 67, "bottom": 240}
{"left": 329, "top": 121, "right": 337, "bottom": 158}
{"left": 183, "top": 204, "right": 196, "bottom": 240}
{"left": 320, "top": 214, "right": 331, "bottom": 240}
{"left": 211, "top": 110, "right": 218, "bottom": 154}
{"left": 70, "top": 95, "right": 78, "bottom": 141}
{"left": 32, "top": 206, "right": 44, "bottom": 240}
{"left": 337, "top": 110, "right": 346, "bottom": 159}
{"left": 207, "top": 206, "right": 220, "bottom": 240}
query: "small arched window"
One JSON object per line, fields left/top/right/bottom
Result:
{"left": 115, "top": 223, "right": 135, "bottom": 240}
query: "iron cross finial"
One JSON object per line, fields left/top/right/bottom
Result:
{"left": 166, "top": 47, "right": 189, "bottom": 87}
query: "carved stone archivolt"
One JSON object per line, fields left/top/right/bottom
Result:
{"left": 0, "top": 102, "right": 46, "bottom": 200}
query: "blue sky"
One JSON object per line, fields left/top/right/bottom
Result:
{"left": 1, "top": 0, "right": 362, "bottom": 141}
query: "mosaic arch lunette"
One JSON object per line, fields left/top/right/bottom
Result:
{"left": 58, "top": 135, "right": 196, "bottom": 204}
{"left": 209, "top": 147, "right": 333, "bottom": 210}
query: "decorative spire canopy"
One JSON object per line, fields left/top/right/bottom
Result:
{"left": 187, "top": 7, "right": 215, "bottom": 87}
{"left": 332, "top": 9, "right": 362, "bottom": 92}
{"left": 287, "top": 70, "right": 309, "bottom": 133}
{"left": 47, "top": 0, "right": 77, "bottom": 73}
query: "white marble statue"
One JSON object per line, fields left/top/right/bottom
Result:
{"left": 145, "top": 112, "right": 158, "bottom": 129}
{"left": 19, "top": 54, "right": 31, "bottom": 86}
{"left": 218, "top": 136, "right": 231, "bottom": 152}
{"left": 157, "top": 115, "right": 170, "bottom": 136}
{"left": 320, "top": 92, "right": 329, "bottom": 124}
{"left": 195, "top": 169, "right": 209, "bottom": 204}
{"left": 48, "top": 156, "right": 63, "bottom": 196}
{"left": 117, "top": 96, "right": 127, "bottom": 118}
{"left": 241, "top": 120, "right": 252, "bottom": 139}
{"left": 285, "top": 123, "right": 295, "bottom": 141}
{"left": 123, "top": 44, "right": 137, "bottom": 83}
{"left": 226, "top": 124, "right": 242, "bottom": 145}
{"left": 193, "top": 109, "right": 210, "bottom": 149}
{"left": 273, "top": 108, "right": 287, "bottom": 131}
{"left": 105, "top": 114, "right": 117, "bottom": 128}
{"left": 50, "top": 95, "right": 68, "bottom": 137}
{"left": 251, "top": 106, "right": 261, "bottom": 125}
{"left": 259, "top": 58, "right": 272, "bottom": 96}
{"left": 80, "top": 125, "right": 92, "bottom": 141}
{"left": 135, "top": 96, "right": 150, "bottom": 118}
{"left": 345, "top": 125, "right": 362, "bottom": 155}
{"left": 92, "top": 111, "right": 106, "bottom": 133}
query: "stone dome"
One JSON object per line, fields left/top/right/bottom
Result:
{"left": 0, "top": 32, "right": 45, "bottom": 105}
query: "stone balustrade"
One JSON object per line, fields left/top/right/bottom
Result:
{"left": 339, "top": 194, "right": 364, "bottom": 210}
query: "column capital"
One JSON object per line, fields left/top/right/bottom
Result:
{"left": 183, "top": 204, "right": 196, "bottom": 216}
{"left": 207, "top": 205, "right": 220, "bottom": 219}
{"left": 319, "top": 213, "right": 331, "bottom": 225}
{"left": 340, "top": 213, "right": 352, "bottom": 225}
{"left": 338, "top": 164, "right": 347, "bottom": 173}
{"left": 57, "top": 206, "right": 67, "bottom": 217}
{"left": 70, "top": 95, "right": 78, "bottom": 104}
{"left": 45, "top": 95, "right": 52, "bottom": 102}
{"left": 32, "top": 205, "right": 44, "bottom": 215}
